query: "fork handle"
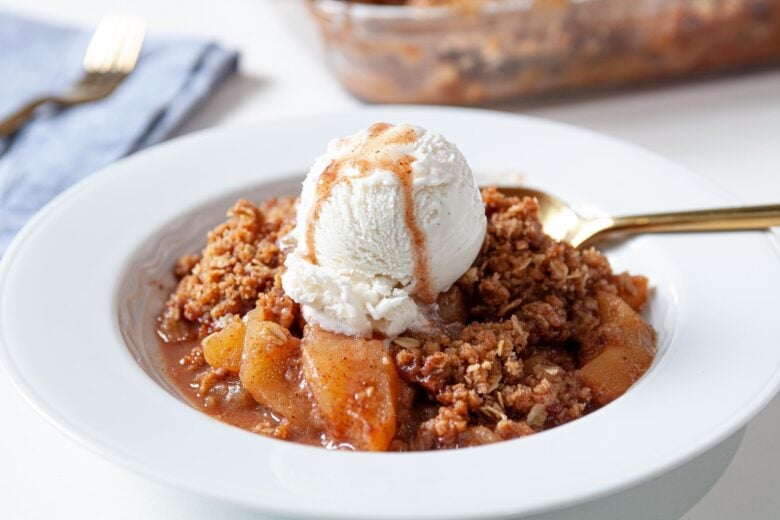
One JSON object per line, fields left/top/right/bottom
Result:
{"left": 610, "top": 204, "right": 780, "bottom": 233}
{"left": 0, "top": 97, "right": 58, "bottom": 138}
{"left": 579, "top": 204, "right": 780, "bottom": 247}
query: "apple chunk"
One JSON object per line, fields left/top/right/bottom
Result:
{"left": 239, "top": 311, "right": 311, "bottom": 424}
{"left": 301, "top": 327, "right": 399, "bottom": 451}
{"left": 578, "top": 292, "right": 656, "bottom": 406}
{"left": 201, "top": 319, "right": 245, "bottom": 373}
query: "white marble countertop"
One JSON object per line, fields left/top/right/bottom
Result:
{"left": 1, "top": 0, "right": 778, "bottom": 518}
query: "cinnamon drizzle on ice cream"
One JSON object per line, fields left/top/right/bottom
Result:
{"left": 303, "top": 123, "right": 434, "bottom": 302}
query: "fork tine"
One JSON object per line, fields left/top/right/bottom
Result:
{"left": 112, "top": 18, "right": 146, "bottom": 74}
{"left": 97, "top": 17, "right": 127, "bottom": 73}
{"left": 83, "top": 15, "right": 146, "bottom": 74}
{"left": 82, "top": 16, "right": 120, "bottom": 73}
{"left": 104, "top": 16, "right": 145, "bottom": 74}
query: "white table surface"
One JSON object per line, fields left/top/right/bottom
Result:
{"left": 1, "top": 1, "right": 779, "bottom": 518}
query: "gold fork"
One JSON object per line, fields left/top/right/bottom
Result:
{"left": 0, "top": 15, "right": 147, "bottom": 138}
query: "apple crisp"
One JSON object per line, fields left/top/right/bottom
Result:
{"left": 157, "top": 188, "right": 656, "bottom": 450}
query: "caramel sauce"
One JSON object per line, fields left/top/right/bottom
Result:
{"left": 303, "top": 123, "right": 434, "bottom": 302}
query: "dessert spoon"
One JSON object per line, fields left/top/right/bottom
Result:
{"left": 496, "top": 186, "right": 780, "bottom": 249}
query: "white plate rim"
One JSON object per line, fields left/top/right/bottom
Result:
{"left": 1, "top": 106, "right": 780, "bottom": 519}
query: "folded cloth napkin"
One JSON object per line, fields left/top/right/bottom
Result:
{"left": 0, "top": 13, "right": 239, "bottom": 253}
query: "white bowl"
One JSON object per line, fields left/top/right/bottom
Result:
{"left": 1, "top": 107, "right": 779, "bottom": 519}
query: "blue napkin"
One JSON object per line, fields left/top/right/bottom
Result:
{"left": 0, "top": 13, "right": 239, "bottom": 253}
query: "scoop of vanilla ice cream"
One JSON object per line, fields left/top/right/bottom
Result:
{"left": 281, "top": 123, "right": 486, "bottom": 337}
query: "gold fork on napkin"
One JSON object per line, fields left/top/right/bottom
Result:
{"left": 0, "top": 15, "right": 146, "bottom": 138}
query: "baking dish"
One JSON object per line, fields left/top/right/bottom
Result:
{"left": 309, "top": 0, "right": 780, "bottom": 104}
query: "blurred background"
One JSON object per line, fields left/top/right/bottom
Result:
{"left": 0, "top": 0, "right": 779, "bottom": 519}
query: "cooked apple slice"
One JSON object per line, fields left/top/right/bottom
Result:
{"left": 201, "top": 318, "right": 245, "bottom": 373}
{"left": 301, "top": 327, "right": 399, "bottom": 451}
{"left": 578, "top": 291, "right": 656, "bottom": 405}
{"left": 239, "top": 313, "right": 312, "bottom": 424}
{"left": 578, "top": 343, "right": 654, "bottom": 406}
